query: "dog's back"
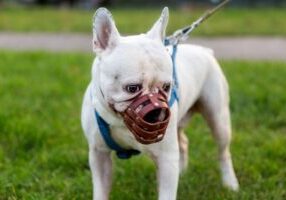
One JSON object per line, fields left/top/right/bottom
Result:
{"left": 170, "top": 44, "right": 227, "bottom": 122}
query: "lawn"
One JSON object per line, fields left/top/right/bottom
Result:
{"left": 0, "top": 7, "right": 286, "bottom": 36}
{"left": 0, "top": 51, "right": 286, "bottom": 199}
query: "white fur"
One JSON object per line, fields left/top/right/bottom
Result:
{"left": 81, "top": 7, "right": 239, "bottom": 200}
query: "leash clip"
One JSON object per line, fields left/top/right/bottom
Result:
{"left": 165, "top": 0, "right": 230, "bottom": 46}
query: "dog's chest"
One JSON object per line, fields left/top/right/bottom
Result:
{"left": 110, "top": 126, "right": 140, "bottom": 150}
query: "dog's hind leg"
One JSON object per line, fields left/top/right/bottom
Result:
{"left": 198, "top": 68, "right": 239, "bottom": 191}
{"left": 177, "top": 103, "right": 201, "bottom": 173}
{"left": 178, "top": 128, "right": 189, "bottom": 172}
{"left": 202, "top": 104, "right": 239, "bottom": 191}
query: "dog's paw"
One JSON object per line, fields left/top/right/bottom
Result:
{"left": 222, "top": 173, "right": 239, "bottom": 191}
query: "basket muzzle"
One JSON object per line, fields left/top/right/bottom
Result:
{"left": 121, "top": 91, "right": 171, "bottom": 145}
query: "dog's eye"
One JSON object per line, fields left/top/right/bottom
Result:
{"left": 162, "top": 83, "right": 171, "bottom": 93}
{"left": 125, "top": 84, "right": 142, "bottom": 94}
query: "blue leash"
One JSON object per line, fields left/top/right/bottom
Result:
{"left": 168, "top": 44, "right": 179, "bottom": 107}
{"left": 94, "top": 44, "right": 179, "bottom": 159}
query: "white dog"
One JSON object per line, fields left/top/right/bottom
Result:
{"left": 81, "top": 7, "right": 239, "bottom": 200}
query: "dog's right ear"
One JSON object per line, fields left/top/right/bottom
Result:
{"left": 92, "top": 8, "right": 120, "bottom": 54}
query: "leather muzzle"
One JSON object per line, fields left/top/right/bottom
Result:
{"left": 121, "top": 91, "right": 171, "bottom": 144}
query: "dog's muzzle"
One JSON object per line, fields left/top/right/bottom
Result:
{"left": 121, "top": 91, "right": 171, "bottom": 144}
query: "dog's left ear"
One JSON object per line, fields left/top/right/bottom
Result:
{"left": 147, "top": 7, "right": 169, "bottom": 43}
{"left": 92, "top": 8, "right": 120, "bottom": 54}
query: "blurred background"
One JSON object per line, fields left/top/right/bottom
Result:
{"left": 1, "top": 0, "right": 286, "bottom": 57}
{"left": 2, "top": 0, "right": 286, "bottom": 8}
{"left": 0, "top": 0, "right": 286, "bottom": 200}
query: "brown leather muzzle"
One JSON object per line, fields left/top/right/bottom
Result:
{"left": 121, "top": 91, "right": 171, "bottom": 144}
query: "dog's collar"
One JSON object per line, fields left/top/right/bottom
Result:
{"left": 92, "top": 44, "right": 179, "bottom": 159}
{"left": 94, "top": 111, "right": 141, "bottom": 159}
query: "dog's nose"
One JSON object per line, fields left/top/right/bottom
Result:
{"left": 143, "top": 108, "right": 168, "bottom": 123}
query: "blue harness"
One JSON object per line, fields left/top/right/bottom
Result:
{"left": 94, "top": 44, "right": 179, "bottom": 159}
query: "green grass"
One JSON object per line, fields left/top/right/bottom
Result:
{"left": 0, "top": 52, "right": 286, "bottom": 199}
{"left": 0, "top": 7, "right": 286, "bottom": 36}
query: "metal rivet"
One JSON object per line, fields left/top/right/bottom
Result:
{"left": 149, "top": 94, "right": 153, "bottom": 97}
{"left": 154, "top": 102, "right": 159, "bottom": 106}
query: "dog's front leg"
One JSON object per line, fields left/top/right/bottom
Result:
{"left": 89, "top": 146, "right": 112, "bottom": 200}
{"left": 154, "top": 139, "right": 180, "bottom": 200}
{"left": 155, "top": 151, "right": 180, "bottom": 200}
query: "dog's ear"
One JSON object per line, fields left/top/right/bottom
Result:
{"left": 147, "top": 7, "right": 169, "bottom": 43}
{"left": 92, "top": 8, "right": 120, "bottom": 54}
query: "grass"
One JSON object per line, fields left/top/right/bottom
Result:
{"left": 0, "top": 7, "right": 286, "bottom": 36}
{"left": 0, "top": 51, "right": 286, "bottom": 199}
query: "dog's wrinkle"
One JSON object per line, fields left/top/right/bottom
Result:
{"left": 100, "top": 87, "right": 105, "bottom": 98}
{"left": 111, "top": 92, "right": 138, "bottom": 102}
{"left": 115, "top": 92, "right": 142, "bottom": 103}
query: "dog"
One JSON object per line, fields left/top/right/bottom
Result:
{"left": 81, "top": 7, "right": 239, "bottom": 200}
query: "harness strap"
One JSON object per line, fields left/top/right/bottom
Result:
{"left": 95, "top": 111, "right": 140, "bottom": 159}
{"left": 93, "top": 44, "right": 179, "bottom": 159}
{"left": 168, "top": 44, "right": 179, "bottom": 107}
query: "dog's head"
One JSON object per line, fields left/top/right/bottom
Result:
{"left": 92, "top": 8, "right": 172, "bottom": 144}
